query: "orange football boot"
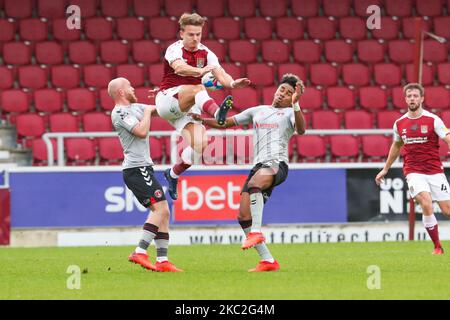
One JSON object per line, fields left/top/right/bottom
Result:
{"left": 248, "top": 260, "right": 280, "bottom": 272}
{"left": 242, "top": 232, "right": 265, "bottom": 250}
{"left": 432, "top": 247, "right": 444, "bottom": 255}
{"left": 155, "top": 261, "right": 184, "bottom": 272}
{"left": 128, "top": 252, "right": 156, "bottom": 271}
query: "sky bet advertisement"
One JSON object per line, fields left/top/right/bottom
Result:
{"left": 9, "top": 169, "right": 347, "bottom": 228}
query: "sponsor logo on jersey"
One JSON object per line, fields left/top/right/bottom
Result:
{"left": 255, "top": 122, "right": 279, "bottom": 129}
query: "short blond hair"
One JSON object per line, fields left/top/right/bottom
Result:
{"left": 403, "top": 83, "right": 424, "bottom": 97}
{"left": 178, "top": 13, "right": 205, "bottom": 30}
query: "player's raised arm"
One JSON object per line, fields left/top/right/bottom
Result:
{"left": 292, "top": 80, "right": 306, "bottom": 135}
{"left": 171, "top": 59, "right": 216, "bottom": 78}
{"left": 212, "top": 67, "right": 251, "bottom": 89}
{"left": 131, "top": 106, "right": 153, "bottom": 138}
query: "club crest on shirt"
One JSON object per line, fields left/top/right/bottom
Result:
{"left": 421, "top": 125, "right": 428, "bottom": 134}
{"left": 196, "top": 58, "right": 205, "bottom": 68}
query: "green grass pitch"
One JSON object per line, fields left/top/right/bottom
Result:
{"left": 0, "top": 241, "right": 449, "bottom": 300}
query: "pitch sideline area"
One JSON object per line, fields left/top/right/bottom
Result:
{"left": 0, "top": 241, "right": 449, "bottom": 300}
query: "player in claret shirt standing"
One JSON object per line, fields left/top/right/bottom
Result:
{"left": 376, "top": 83, "right": 450, "bottom": 255}
{"left": 154, "top": 12, "right": 250, "bottom": 201}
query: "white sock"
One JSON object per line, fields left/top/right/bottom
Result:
{"left": 135, "top": 247, "right": 147, "bottom": 254}
{"left": 422, "top": 214, "right": 438, "bottom": 228}
{"left": 156, "top": 256, "right": 168, "bottom": 263}
{"left": 169, "top": 169, "right": 179, "bottom": 179}
{"left": 243, "top": 227, "right": 273, "bottom": 262}
{"left": 249, "top": 191, "right": 264, "bottom": 233}
{"left": 194, "top": 90, "right": 212, "bottom": 112}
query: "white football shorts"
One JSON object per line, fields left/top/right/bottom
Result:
{"left": 155, "top": 85, "right": 202, "bottom": 133}
{"left": 406, "top": 173, "right": 450, "bottom": 201}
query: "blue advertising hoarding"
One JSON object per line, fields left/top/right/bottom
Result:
{"left": 9, "top": 168, "right": 347, "bottom": 228}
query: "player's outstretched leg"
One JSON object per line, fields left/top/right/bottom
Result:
{"left": 215, "top": 95, "right": 233, "bottom": 126}
{"left": 154, "top": 232, "right": 183, "bottom": 272}
{"left": 129, "top": 223, "right": 159, "bottom": 271}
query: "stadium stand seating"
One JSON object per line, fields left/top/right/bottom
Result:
{"left": 0, "top": 0, "right": 448, "bottom": 165}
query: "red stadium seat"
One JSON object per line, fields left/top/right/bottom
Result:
{"left": 100, "top": 0, "right": 128, "bottom": 17}
{"left": 197, "top": 0, "right": 225, "bottom": 18}
{"left": 164, "top": 0, "right": 193, "bottom": 17}
{"left": 0, "top": 66, "right": 14, "bottom": 90}
{"left": 231, "top": 87, "right": 259, "bottom": 111}
{"left": 98, "top": 137, "right": 124, "bottom": 165}
{"left": 357, "top": 40, "right": 385, "bottom": 63}
{"left": 71, "top": 0, "right": 98, "bottom": 18}
{"left": 278, "top": 64, "right": 307, "bottom": 83}
{"left": 34, "top": 89, "right": 63, "bottom": 114}
{"left": 434, "top": 17, "right": 450, "bottom": 39}
{"left": 310, "top": 63, "right": 338, "bottom": 87}
{"left": 149, "top": 17, "right": 178, "bottom": 41}
{"left": 327, "top": 87, "right": 356, "bottom": 111}
{"left": 417, "top": 0, "right": 442, "bottom": 16}
{"left": 85, "top": 17, "right": 114, "bottom": 41}
{"left": 244, "top": 17, "right": 273, "bottom": 41}
{"left": 359, "top": 87, "right": 388, "bottom": 111}
{"left": 423, "top": 40, "right": 447, "bottom": 63}
{"left": 3, "top": 42, "right": 32, "bottom": 65}
{"left": 116, "top": 64, "right": 145, "bottom": 87}
{"left": 246, "top": 64, "right": 274, "bottom": 87}
{"left": 342, "top": 63, "right": 370, "bottom": 87}
{"left": 293, "top": 40, "right": 322, "bottom": 63}
{"left": 117, "top": 17, "right": 145, "bottom": 41}
{"left": 100, "top": 41, "right": 129, "bottom": 64}
{"left": 134, "top": 87, "right": 154, "bottom": 105}
{"left": 132, "top": 41, "right": 161, "bottom": 64}
{"left": 99, "top": 88, "right": 115, "bottom": 111}
{"left": 148, "top": 63, "right": 164, "bottom": 86}
{"left": 262, "top": 86, "right": 277, "bottom": 105}
{"left": 52, "top": 18, "right": 81, "bottom": 42}
{"left": 1, "top": 90, "right": 29, "bottom": 114}
{"left": 388, "top": 40, "right": 414, "bottom": 63}
{"left": 339, "top": 17, "right": 367, "bottom": 41}
{"left": 307, "top": 17, "right": 336, "bottom": 41}
{"left": 405, "top": 64, "right": 434, "bottom": 86}
{"left": 425, "top": 86, "right": 450, "bottom": 110}
{"left": 67, "top": 88, "right": 97, "bottom": 113}
{"left": 385, "top": 0, "right": 413, "bottom": 17}
{"left": 51, "top": 65, "right": 81, "bottom": 89}
{"left": 4, "top": 0, "right": 32, "bottom": 18}
{"left": 441, "top": 110, "right": 450, "bottom": 127}
{"left": 291, "top": 0, "right": 320, "bottom": 18}
{"left": 32, "top": 138, "right": 57, "bottom": 165}
{"left": 299, "top": 87, "right": 323, "bottom": 111}
{"left": 374, "top": 63, "right": 402, "bottom": 87}
{"left": 19, "top": 18, "right": 48, "bottom": 41}
{"left": 344, "top": 110, "right": 374, "bottom": 129}
{"left": 38, "top": 0, "right": 66, "bottom": 18}
{"left": 84, "top": 64, "right": 114, "bottom": 88}
{"left": 362, "top": 135, "right": 390, "bottom": 161}
{"left": 372, "top": 17, "right": 400, "bottom": 41}
{"left": 323, "top": 0, "right": 351, "bottom": 17}
{"left": 83, "top": 112, "right": 112, "bottom": 132}
{"left": 0, "top": 19, "right": 15, "bottom": 42}
{"left": 311, "top": 110, "right": 341, "bottom": 129}
{"left": 377, "top": 111, "right": 402, "bottom": 129}
{"left": 16, "top": 114, "right": 46, "bottom": 140}
{"left": 296, "top": 135, "right": 326, "bottom": 162}
{"left": 150, "top": 116, "right": 173, "bottom": 131}
{"left": 391, "top": 87, "right": 408, "bottom": 110}
{"left": 275, "top": 17, "right": 305, "bottom": 41}
{"left": 49, "top": 113, "right": 79, "bottom": 132}
{"left": 324, "top": 40, "right": 354, "bottom": 63}
{"left": 69, "top": 41, "right": 97, "bottom": 65}
{"left": 221, "top": 63, "right": 243, "bottom": 80}
{"left": 229, "top": 40, "right": 257, "bottom": 64}
{"left": 202, "top": 40, "right": 226, "bottom": 62}
{"left": 437, "top": 63, "right": 450, "bottom": 85}
{"left": 133, "top": 0, "right": 160, "bottom": 17}
{"left": 260, "top": 0, "right": 286, "bottom": 17}
{"left": 212, "top": 17, "right": 241, "bottom": 41}
{"left": 228, "top": 0, "right": 256, "bottom": 18}
{"left": 330, "top": 135, "right": 359, "bottom": 162}
{"left": 66, "top": 138, "right": 96, "bottom": 165}
{"left": 354, "top": 0, "right": 382, "bottom": 17}
{"left": 18, "top": 66, "right": 48, "bottom": 90}
{"left": 261, "top": 40, "right": 290, "bottom": 63}
{"left": 401, "top": 17, "right": 432, "bottom": 39}
{"left": 35, "top": 42, "right": 64, "bottom": 65}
